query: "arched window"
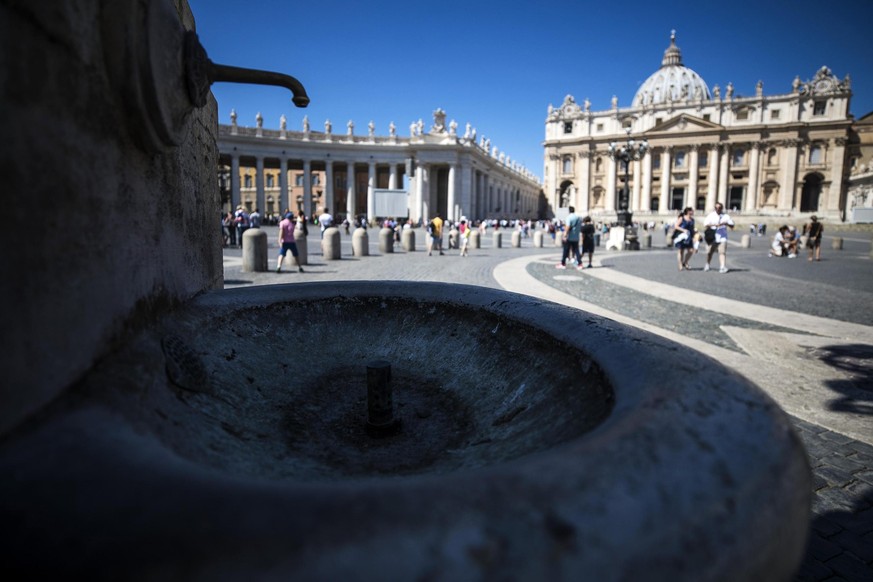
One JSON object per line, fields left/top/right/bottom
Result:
{"left": 767, "top": 148, "right": 778, "bottom": 166}
{"left": 562, "top": 156, "right": 573, "bottom": 174}
{"left": 244, "top": 175, "right": 252, "bottom": 188}
{"left": 595, "top": 157, "right": 603, "bottom": 173}
{"left": 266, "top": 174, "right": 275, "bottom": 188}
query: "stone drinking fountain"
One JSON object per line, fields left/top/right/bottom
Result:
{"left": 0, "top": 1, "right": 810, "bottom": 580}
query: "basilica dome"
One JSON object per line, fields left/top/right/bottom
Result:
{"left": 634, "top": 32, "right": 711, "bottom": 106}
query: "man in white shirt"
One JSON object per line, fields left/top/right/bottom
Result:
{"left": 318, "top": 207, "right": 333, "bottom": 238}
{"left": 703, "top": 202, "right": 735, "bottom": 273}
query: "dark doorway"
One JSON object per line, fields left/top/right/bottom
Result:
{"left": 801, "top": 174, "right": 822, "bottom": 212}
{"left": 728, "top": 186, "right": 744, "bottom": 212}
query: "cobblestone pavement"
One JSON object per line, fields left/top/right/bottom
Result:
{"left": 224, "top": 225, "right": 873, "bottom": 581}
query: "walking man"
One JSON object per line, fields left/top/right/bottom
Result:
{"left": 703, "top": 202, "right": 735, "bottom": 273}
{"left": 276, "top": 212, "right": 304, "bottom": 273}
{"left": 556, "top": 206, "right": 583, "bottom": 270}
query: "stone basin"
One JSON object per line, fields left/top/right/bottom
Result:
{"left": 0, "top": 282, "right": 810, "bottom": 580}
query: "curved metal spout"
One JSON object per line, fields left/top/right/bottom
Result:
{"left": 209, "top": 63, "right": 310, "bottom": 108}
{"left": 184, "top": 31, "right": 310, "bottom": 109}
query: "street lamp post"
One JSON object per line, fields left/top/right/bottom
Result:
{"left": 607, "top": 129, "right": 648, "bottom": 228}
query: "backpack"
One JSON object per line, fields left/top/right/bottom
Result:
{"left": 427, "top": 221, "right": 435, "bottom": 235}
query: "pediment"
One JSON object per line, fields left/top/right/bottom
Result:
{"left": 644, "top": 114, "right": 723, "bottom": 135}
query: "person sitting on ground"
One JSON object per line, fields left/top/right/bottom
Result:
{"left": 784, "top": 225, "right": 799, "bottom": 258}
{"left": 770, "top": 225, "right": 792, "bottom": 257}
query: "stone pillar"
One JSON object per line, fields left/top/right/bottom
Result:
{"left": 746, "top": 143, "right": 761, "bottom": 213}
{"left": 688, "top": 146, "right": 699, "bottom": 208}
{"left": 294, "top": 223, "right": 308, "bottom": 265}
{"left": 718, "top": 145, "right": 730, "bottom": 206}
{"left": 533, "top": 230, "right": 543, "bottom": 247}
{"left": 325, "top": 159, "right": 334, "bottom": 216}
{"left": 632, "top": 158, "right": 642, "bottom": 212}
{"left": 303, "top": 159, "right": 312, "bottom": 218}
{"left": 367, "top": 161, "right": 376, "bottom": 223}
{"left": 493, "top": 231, "right": 502, "bottom": 248}
{"left": 606, "top": 156, "right": 617, "bottom": 213}
{"left": 578, "top": 152, "right": 591, "bottom": 214}
{"left": 242, "top": 228, "right": 267, "bottom": 272}
{"left": 780, "top": 141, "right": 799, "bottom": 212}
{"left": 255, "top": 156, "right": 265, "bottom": 212}
{"left": 827, "top": 138, "right": 847, "bottom": 214}
{"left": 347, "top": 162, "right": 356, "bottom": 221}
{"left": 231, "top": 154, "right": 241, "bottom": 210}
{"left": 470, "top": 229, "right": 481, "bottom": 249}
{"left": 447, "top": 163, "right": 457, "bottom": 221}
{"left": 279, "top": 158, "right": 289, "bottom": 212}
{"left": 401, "top": 227, "right": 415, "bottom": 252}
{"left": 415, "top": 164, "right": 425, "bottom": 222}
{"left": 379, "top": 228, "right": 394, "bottom": 253}
{"left": 511, "top": 230, "right": 521, "bottom": 247}
{"left": 707, "top": 144, "right": 719, "bottom": 211}
{"left": 741, "top": 234, "right": 752, "bottom": 248}
{"left": 322, "top": 226, "right": 341, "bottom": 260}
{"left": 641, "top": 150, "right": 652, "bottom": 213}
{"left": 661, "top": 147, "right": 672, "bottom": 214}
{"left": 388, "top": 164, "right": 398, "bottom": 190}
{"left": 352, "top": 227, "right": 369, "bottom": 256}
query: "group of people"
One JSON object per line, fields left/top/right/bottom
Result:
{"left": 555, "top": 206, "right": 596, "bottom": 270}
{"left": 671, "top": 202, "right": 736, "bottom": 273}
{"left": 770, "top": 216, "right": 824, "bottom": 261}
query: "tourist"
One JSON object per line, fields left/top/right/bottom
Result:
{"left": 556, "top": 206, "right": 583, "bottom": 270}
{"left": 804, "top": 215, "right": 824, "bottom": 261}
{"left": 459, "top": 219, "right": 470, "bottom": 257}
{"left": 427, "top": 213, "right": 444, "bottom": 256}
{"left": 673, "top": 207, "right": 696, "bottom": 271}
{"left": 770, "top": 225, "right": 791, "bottom": 257}
{"left": 233, "top": 205, "right": 250, "bottom": 247}
{"left": 249, "top": 207, "right": 261, "bottom": 228}
{"left": 318, "top": 207, "right": 333, "bottom": 238}
{"left": 276, "top": 212, "right": 303, "bottom": 273}
{"left": 580, "top": 215, "right": 595, "bottom": 268}
{"left": 703, "top": 202, "right": 735, "bottom": 273}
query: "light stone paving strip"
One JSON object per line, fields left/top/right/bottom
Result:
{"left": 494, "top": 253, "right": 873, "bottom": 445}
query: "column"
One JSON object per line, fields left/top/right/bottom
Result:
{"left": 255, "top": 156, "right": 265, "bottom": 212}
{"left": 688, "top": 145, "right": 699, "bottom": 209}
{"left": 279, "top": 158, "right": 289, "bottom": 212}
{"left": 745, "top": 143, "right": 760, "bottom": 213}
{"left": 476, "top": 172, "right": 484, "bottom": 219}
{"left": 718, "top": 145, "right": 730, "bottom": 205}
{"left": 366, "top": 161, "right": 376, "bottom": 222}
{"left": 302, "top": 160, "right": 312, "bottom": 217}
{"left": 324, "top": 159, "right": 334, "bottom": 215}
{"left": 641, "top": 150, "right": 652, "bottom": 212}
{"left": 447, "top": 163, "right": 457, "bottom": 221}
{"left": 827, "top": 138, "right": 847, "bottom": 212}
{"left": 707, "top": 144, "right": 719, "bottom": 210}
{"left": 459, "top": 162, "right": 472, "bottom": 220}
{"left": 231, "top": 154, "right": 241, "bottom": 210}
{"left": 631, "top": 159, "right": 642, "bottom": 212}
{"left": 779, "top": 140, "right": 799, "bottom": 211}
{"left": 347, "top": 162, "right": 356, "bottom": 220}
{"left": 606, "top": 156, "right": 617, "bottom": 212}
{"left": 660, "top": 147, "right": 671, "bottom": 214}
{"left": 388, "top": 164, "right": 398, "bottom": 190}
{"left": 578, "top": 152, "right": 591, "bottom": 214}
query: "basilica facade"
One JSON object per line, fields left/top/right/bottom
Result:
{"left": 218, "top": 109, "right": 542, "bottom": 224}
{"left": 543, "top": 33, "right": 860, "bottom": 223}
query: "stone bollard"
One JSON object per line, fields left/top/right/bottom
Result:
{"left": 512, "top": 231, "right": 522, "bottom": 248}
{"left": 555, "top": 233, "right": 562, "bottom": 247}
{"left": 741, "top": 234, "right": 751, "bottom": 248}
{"left": 353, "top": 227, "right": 369, "bottom": 257}
{"left": 242, "top": 228, "right": 268, "bottom": 272}
{"left": 294, "top": 226, "right": 308, "bottom": 266}
{"left": 401, "top": 228, "right": 415, "bottom": 252}
{"left": 322, "top": 226, "right": 341, "bottom": 260}
{"left": 493, "top": 231, "right": 502, "bottom": 249}
{"left": 470, "top": 229, "right": 481, "bottom": 249}
{"left": 533, "top": 231, "right": 543, "bottom": 248}
{"left": 831, "top": 237, "right": 843, "bottom": 250}
{"left": 379, "top": 228, "right": 394, "bottom": 254}
{"left": 642, "top": 232, "right": 652, "bottom": 248}
{"left": 448, "top": 228, "right": 458, "bottom": 250}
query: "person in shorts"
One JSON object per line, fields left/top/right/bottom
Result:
{"left": 276, "top": 212, "right": 303, "bottom": 273}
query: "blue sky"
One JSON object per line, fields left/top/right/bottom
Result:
{"left": 189, "top": 0, "right": 873, "bottom": 181}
